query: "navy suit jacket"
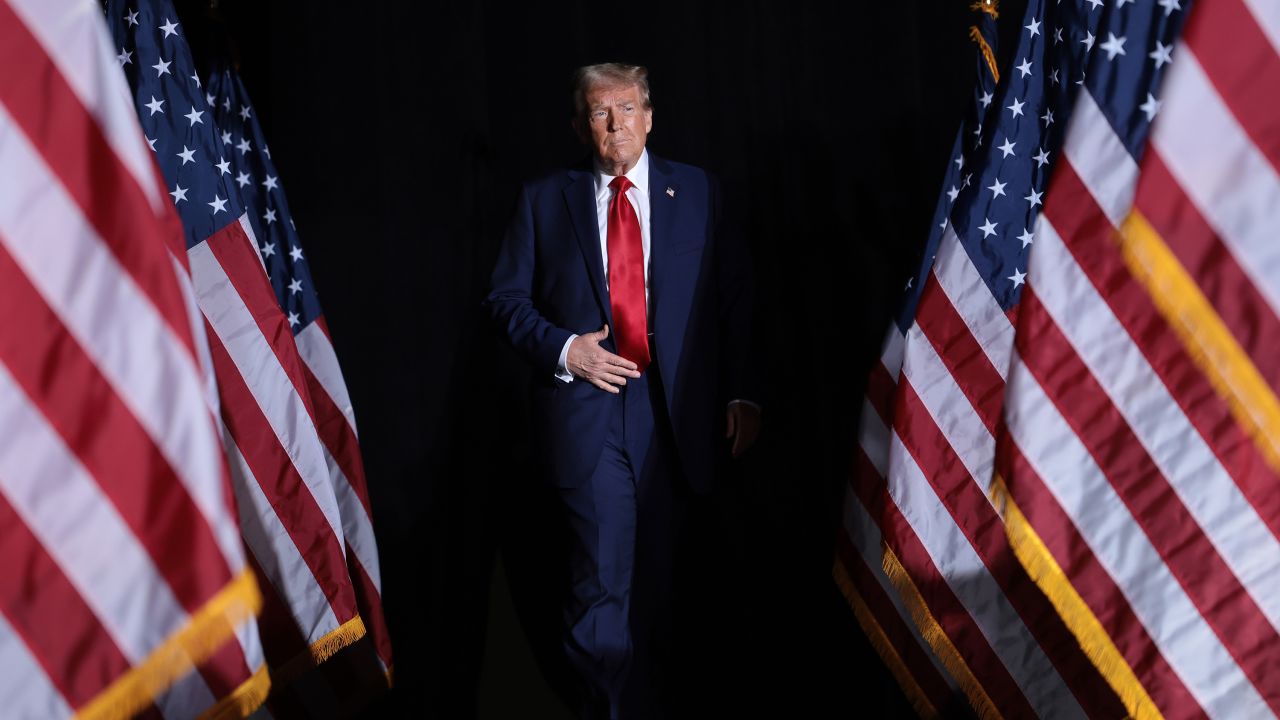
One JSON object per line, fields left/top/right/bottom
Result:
{"left": 486, "top": 153, "right": 753, "bottom": 493}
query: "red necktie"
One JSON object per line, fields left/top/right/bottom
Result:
{"left": 606, "top": 176, "right": 650, "bottom": 373}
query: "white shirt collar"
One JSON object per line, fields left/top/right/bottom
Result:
{"left": 594, "top": 148, "right": 649, "bottom": 198}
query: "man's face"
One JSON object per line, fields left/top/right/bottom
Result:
{"left": 577, "top": 83, "right": 652, "bottom": 173}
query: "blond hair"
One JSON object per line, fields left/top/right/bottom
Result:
{"left": 572, "top": 63, "right": 652, "bottom": 117}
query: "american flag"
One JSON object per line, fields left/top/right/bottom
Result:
{"left": 0, "top": 0, "right": 268, "bottom": 717}
{"left": 833, "top": 0, "right": 1160, "bottom": 715}
{"left": 106, "top": 0, "right": 377, "bottom": 687}
{"left": 995, "top": 0, "right": 1280, "bottom": 715}
{"left": 205, "top": 61, "right": 393, "bottom": 676}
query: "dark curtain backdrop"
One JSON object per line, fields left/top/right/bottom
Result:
{"left": 180, "top": 1, "right": 1026, "bottom": 716}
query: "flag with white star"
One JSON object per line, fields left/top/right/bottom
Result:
{"left": 108, "top": 0, "right": 378, "bottom": 694}
{"left": 207, "top": 61, "right": 394, "bottom": 679}
{"left": 900, "top": 0, "right": 1001, "bottom": 326}
{"left": 844, "top": 0, "right": 1280, "bottom": 714}
{"left": 834, "top": 0, "right": 1151, "bottom": 715}
{"left": 0, "top": 1, "right": 269, "bottom": 716}
{"left": 112, "top": 3, "right": 245, "bottom": 247}
{"left": 995, "top": 0, "right": 1280, "bottom": 714}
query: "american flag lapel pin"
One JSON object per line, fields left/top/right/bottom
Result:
{"left": 666, "top": 187, "right": 675, "bottom": 198}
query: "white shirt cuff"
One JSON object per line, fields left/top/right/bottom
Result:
{"left": 555, "top": 334, "right": 577, "bottom": 383}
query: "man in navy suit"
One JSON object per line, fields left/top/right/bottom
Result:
{"left": 486, "top": 62, "right": 759, "bottom": 719}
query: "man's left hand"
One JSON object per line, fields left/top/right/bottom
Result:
{"left": 725, "top": 402, "right": 762, "bottom": 459}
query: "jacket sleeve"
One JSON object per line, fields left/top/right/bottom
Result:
{"left": 484, "top": 184, "right": 574, "bottom": 377}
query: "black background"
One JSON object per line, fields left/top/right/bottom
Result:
{"left": 180, "top": 1, "right": 1025, "bottom": 716}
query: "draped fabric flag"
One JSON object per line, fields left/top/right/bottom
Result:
{"left": 205, "top": 62, "right": 393, "bottom": 677}
{"left": 993, "top": 0, "right": 1280, "bottom": 716}
{"left": 0, "top": 0, "right": 269, "bottom": 717}
{"left": 106, "top": 0, "right": 378, "bottom": 687}
{"left": 832, "top": 0, "right": 1166, "bottom": 715}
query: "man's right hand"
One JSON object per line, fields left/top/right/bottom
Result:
{"left": 567, "top": 325, "right": 641, "bottom": 394}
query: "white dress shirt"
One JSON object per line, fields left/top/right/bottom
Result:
{"left": 556, "top": 150, "right": 651, "bottom": 381}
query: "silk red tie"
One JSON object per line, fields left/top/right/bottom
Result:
{"left": 606, "top": 176, "right": 650, "bottom": 373}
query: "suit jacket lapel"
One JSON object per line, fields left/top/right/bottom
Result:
{"left": 563, "top": 168, "right": 611, "bottom": 325}
{"left": 648, "top": 153, "right": 688, "bottom": 396}
{"left": 648, "top": 154, "right": 679, "bottom": 317}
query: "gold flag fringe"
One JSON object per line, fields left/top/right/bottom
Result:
{"left": 76, "top": 570, "right": 265, "bottom": 720}
{"left": 199, "top": 664, "right": 272, "bottom": 720}
{"left": 880, "top": 545, "right": 1003, "bottom": 720}
{"left": 311, "top": 615, "right": 367, "bottom": 663}
{"left": 268, "top": 614, "right": 369, "bottom": 686}
{"left": 833, "top": 559, "right": 939, "bottom": 718}
{"left": 990, "top": 474, "right": 1163, "bottom": 720}
{"left": 969, "top": 26, "right": 1001, "bottom": 84}
{"left": 1117, "top": 210, "right": 1280, "bottom": 473}
{"left": 969, "top": 0, "right": 1000, "bottom": 19}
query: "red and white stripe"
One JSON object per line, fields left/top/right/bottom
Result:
{"left": 190, "top": 215, "right": 368, "bottom": 664}
{"left": 0, "top": 0, "right": 266, "bottom": 716}
{"left": 203, "top": 63, "right": 391, "bottom": 673}
{"left": 998, "top": 0, "right": 1280, "bottom": 715}
{"left": 297, "top": 321, "right": 393, "bottom": 671}
{"left": 841, "top": 220, "right": 1126, "bottom": 718}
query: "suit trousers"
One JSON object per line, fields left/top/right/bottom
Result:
{"left": 557, "top": 364, "right": 681, "bottom": 720}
